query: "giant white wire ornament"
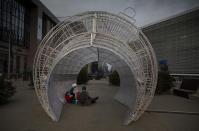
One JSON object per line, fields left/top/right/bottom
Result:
{"left": 33, "top": 11, "right": 158, "bottom": 125}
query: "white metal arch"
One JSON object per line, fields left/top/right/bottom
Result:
{"left": 33, "top": 11, "right": 158, "bottom": 125}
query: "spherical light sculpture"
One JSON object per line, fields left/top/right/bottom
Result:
{"left": 33, "top": 11, "right": 158, "bottom": 125}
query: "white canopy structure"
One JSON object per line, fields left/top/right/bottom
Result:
{"left": 33, "top": 11, "right": 158, "bottom": 125}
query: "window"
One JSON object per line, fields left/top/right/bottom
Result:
{"left": 42, "top": 13, "right": 56, "bottom": 38}
{"left": 0, "top": 0, "right": 30, "bottom": 48}
{"left": 42, "top": 14, "right": 47, "bottom": 38}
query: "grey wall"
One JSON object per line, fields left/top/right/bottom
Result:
{"left": 142, "top": 9, "right": 199, "bottom": 74}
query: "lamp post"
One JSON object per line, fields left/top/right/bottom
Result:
{"left": 8, "top": 31, "right": 11, "bottom": 79}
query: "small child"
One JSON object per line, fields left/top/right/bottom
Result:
{"left": 65, "top": 91, "right": 72, "bottom": 103}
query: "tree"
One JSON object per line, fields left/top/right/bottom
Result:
{"left": 109, "top": 70, "right": 120, "bottom": 86}
{"left": 77, "top": 67, "right": 89, "bottom": 85}
{"left": 0, "top": 76, "right": 16, "bottom": 104}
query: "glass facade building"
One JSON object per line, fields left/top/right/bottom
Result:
{"left": 0, "top": 0, "right": 59, "bottom": 75}
{"left": 0, "top": 0, "right": 30, "bottom": 48}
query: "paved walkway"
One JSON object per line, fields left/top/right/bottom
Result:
{"left": 0, "top": 79, "right": 199, "bottom": 131}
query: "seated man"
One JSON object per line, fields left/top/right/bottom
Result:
{"left": 79, "top": 86, "right": 99, "bottom": 106}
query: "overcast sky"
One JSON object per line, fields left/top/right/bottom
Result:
{"left": 40, "top": 0, "right": 199, "bottom": 27}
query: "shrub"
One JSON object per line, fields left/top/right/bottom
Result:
{"left": 77, "top": 67, "right": 88, "bottom": 85}
{"left": 109, "top": 70, "right": 120, "bottom": 86}
{"left": 28, "top": 72, "right": 34, "bottom": 86}
{"left": 156, "top": 64, "right": 174, "bottom": 94}
{"left": 0, "top": 76, "right": 16, "bottom": 104}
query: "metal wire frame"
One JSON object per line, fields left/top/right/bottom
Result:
{"left": 33, "top": 11, "right": 158, "bottom": 125}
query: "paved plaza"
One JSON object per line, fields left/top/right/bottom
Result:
{"left": 0, "top": 79, "right": 199, "bottom": 131}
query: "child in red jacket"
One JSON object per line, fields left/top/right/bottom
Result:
{"left": 65, "top": 91, "right": 72, "bottom": 103}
